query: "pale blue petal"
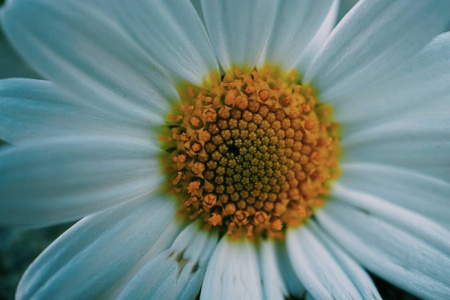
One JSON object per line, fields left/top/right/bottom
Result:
{"left": 200, "top": 0, "right": 278, "bottom": 70}
{"left": 334, "top": 32, "right": 450, "bottom": 180}
{"left": 1, "top": 0, "right": 185, "bottom": 122}
{"left": 200, "top": 237, "right": 263, "bottom": 300}
{"left": 287, "top": 225, "right": 364, "bottom": 300}
{"left": 341, "top": 117, "right": 450, "bottom": 181}
{"left": 103, "top": 220, "right": 184, "bottom": 298}
{"left": 16, "top": 196, "right": 179, "bottom": 299}
{"left": 338, "top": 163, "right": 450, "bottom": 226}
{"left": 0, "top": 137, "right": 163, "bottom": 226}
{"left": 304, "top": 0, "right": 450, "bottom": 101}
{"left": 317, "top": 201, "right": 450, "bottom": 300}
{"left": 0, "top": 79, "right": 161, "bottom": 145}
{"left": 273, "top": 241, "right": 306, "bottom": 298}
{"left": 330, "top": 183, "right": 450, "bottom": 251}
{"left": 105, "top": 0, "right": 219, "bottom": 84}
{"left": 308, "top": 221, "right": 382, "bottom": 299}
{"left": 333, "top": 31, "right": 450, "bottom": 135}
{"left": 261, "top": 0, "right": 339, "bottom": 73}
{"left": 259, "top": 240, "right": 288, "bottom": 300}
{"left": 200, "top": 0, "right": 339, "bottom": 73}
{"left": 118, "top": 221, "right": 218, "bottom": 300}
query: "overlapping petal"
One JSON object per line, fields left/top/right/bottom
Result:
{"left": 332, "top": 32, "right": 450, "bottom": 179}
{"left": 317, "top": 201, "right": 450, "bottom": 300}
{"left": 304, "top": 0, "right": 450, "bottom": 101}
{"left": 341, "top": 117, "right": 450, "bottom": 181}
{"left": 331, "top": 183, "right": 450, "bottom": 252}
{"left": 273, "top": 242, "right": 306, "bottom": 298}
{"left": 287, "top": 223, "right": 380, "bottom": 299}
{"left": 337, "top": 163, "right": 450, "bottom": 226}
{"left": 260, "top": 0, "right": 339, "bottom": 73}
{"left": 118, "top": 221, "right": 218, "bottom": 300}
{"left": 201, "top": 238, "right": 263, "bottom": 299}
{"left": 259, "top": 241, "right": 289, "bottom": 300}
{"left": 1, "top": 0, "right": 218, "bottom": 122}
{"left": 0, "top": 137, "right": 163, "bottom": 226}
{"left": 104, "top": 0, "right": 219, "bottom": 84}
{"left": 333, "top": 31, "right": 450, "bottom": 133}
{"left": 200, "top": 0, "right": 278, "bottom": 71}
{"left": 308, "top": 221, "right": 382, "bottom": 300}
{"left": 16, "top": 196, "right": 180, "bottom": 299}
{"left": 0, "top": 79, "right": 160, "bottom": 145}
{"left": 200, "top": 0, "right": 339, "bottom": 73}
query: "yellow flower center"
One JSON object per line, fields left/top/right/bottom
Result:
{"left": 159, "top": 66, "right": 340, "bottom": 241}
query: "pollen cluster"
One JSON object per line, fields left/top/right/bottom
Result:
{"left": 159, "top": 66, "right": 340, "bottom": 240}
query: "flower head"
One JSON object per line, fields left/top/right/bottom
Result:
{"left": 1, "top": 0, "right": 450, "bottom": 299}
{"left": 160, "top": 67, "right": 340, "bottom": 240}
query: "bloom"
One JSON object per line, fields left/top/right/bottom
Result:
{"left": 1, "top": 0, "right": 450, "bottom": 299}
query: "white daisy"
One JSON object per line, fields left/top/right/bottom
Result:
{"left": 1, "top": 0, "right": 450, "bottom": 299}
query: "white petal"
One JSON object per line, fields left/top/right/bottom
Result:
{"left": 287, "top": 225, "right": 363, "bottom": 300}
{"left": 291, "top": 0, "right": 339, "bottom": 73}
{"left": 103, "top": 220, "right": 184, "bottom": 298}
{"left": 118, "top": 221, "right": 218, "bottom": 300}
{"left": 331, "top": 183, "right": 450, "bottom": 252}
{"left": 259, "top": 0, "right": 339, "bottom": 72}
{"left": 331, "top": 32, "right": 450, "bottom": 181}
{"left": 338, "top": 163, "right": 450, "bottom": 226}
{"left": 332, "top": 31, "right": 450, "bottom": 134}
{"left": 307, "top": 221, "right": 382, "bottom": 300}
{"left": 1, "top": 0, "right": 180, "bottom": 122}
{"left": 304, "top": 0, "right": 450, "bottom": 101}
{"left": 259, "top": 240, "right": 288, "bottom": 300}
{"left": 16, "top": 196, "right": 179, "bottom": 299}
{"left": 0, "top": 79, "right": 160, "bottom": 145}
{"left": 273, "top": 242, "right": 306, "bottom": 298}
{"left": 105, "top": 0, "right": 219, "bottom": 84}
{"left": 341, "top": 117, "right": 450, "bottom": 181}
{"left": 200, "top": 237, "right": 263, "bottom": 300}
{"left": 200, "top": 0, "right": 278, "bottom": 70}
{"left": 0, "top": 137, "right": 163, "bottom": 226}
{"left": 316, "top": 201, "right": 450, "bottom": 300}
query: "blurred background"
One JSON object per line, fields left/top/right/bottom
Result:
{"left": 0, "top": 1, "right": 421, "bottom": 299}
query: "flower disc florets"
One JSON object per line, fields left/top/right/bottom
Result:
{"left": 159, "top": 66, "right": 340, "bottom": 240}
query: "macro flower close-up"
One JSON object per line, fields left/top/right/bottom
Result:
{"left": 0, "top": 0, "right": 450, "bottom": 299}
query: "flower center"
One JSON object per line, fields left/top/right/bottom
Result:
{"left": 159, "top": 66, "right": 340, "bottom": 240}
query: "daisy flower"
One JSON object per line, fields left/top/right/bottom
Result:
{"left": 1, "top": 0, "right": 450, "bottom": 299}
